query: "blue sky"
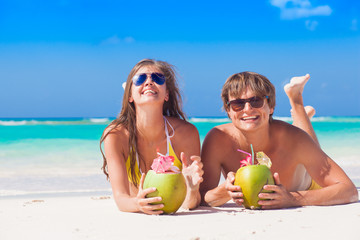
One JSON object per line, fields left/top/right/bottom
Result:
{"left": 0, "top": 0, "right": 359, "bottom": 118}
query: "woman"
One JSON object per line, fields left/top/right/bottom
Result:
{"left": 100, "top": 59, "right": 203, "bottom": 214}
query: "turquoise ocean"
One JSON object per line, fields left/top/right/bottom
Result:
{"left": 1, "top": 116, "right": 359, "bottom": 198}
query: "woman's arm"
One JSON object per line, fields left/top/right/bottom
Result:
{"left": 173, "top": 120, "right": 203, "bottom": 209}
{"left": 180, "top": 122, "right": 203, "bottom": 209}
{"left": 104, "top": 128, "right": 163, "bottom": 214}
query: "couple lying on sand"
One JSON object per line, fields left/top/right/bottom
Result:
{"left": 100, "top": 59, "right": 358, "bottom": 214}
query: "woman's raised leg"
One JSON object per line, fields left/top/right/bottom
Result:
{"left": 284, "top": 74, "right": 319, "bottom": 145}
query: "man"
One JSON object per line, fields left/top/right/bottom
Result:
{"left": 200, "top": 72, "right": 358, "bottom": 209}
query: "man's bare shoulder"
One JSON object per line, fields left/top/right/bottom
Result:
{"left": 270, "top": 119, "right": 318, "bottom": 158}
{"left": 271, "top": 119, "right": 292, "bottom": 128}
{"left": 271, "top": 119, "right": 310, "bottom": 138}
{"left": 203, "top": 123, "right": 236, "bottom": 149}
{"left": 215, "top": 122, "right": 235, "bottom": 131}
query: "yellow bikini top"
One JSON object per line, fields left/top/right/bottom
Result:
{"left": 125, "top": 117, "right": 182, "bottom": 184}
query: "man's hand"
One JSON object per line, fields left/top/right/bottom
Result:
{"left": 258, "top": 172, "right": 298, "bottom": 209}
{"left": 225, "top": 171, "right": 244, "bottom": 206}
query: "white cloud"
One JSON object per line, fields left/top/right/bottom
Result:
{"left": 100, "top": 35, "right": 135, "bottom": 45}
{"left": 271, "top": 0, "right": 311, "bottom": 8}
{"left": 101, "top": 35, "right": 121, "bottom": 45}
{"left": 270, "top": 0, "right": 332, "bottom": 20}
{"left": 124, "top": 36, "right": 135, "bottom": 43}
{"left": 350, "top": 19, "right": 358, "bottom": 31}
{"left": 305, "top": 20, "right": 318, "bottom": 31}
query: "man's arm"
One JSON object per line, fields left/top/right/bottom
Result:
{"left": 200, "top": 127, "right": 232, "bottom": 206}
{"left": 297, "top": 135, "right": 358, "bottom": 205}
{"left": 259, "top": 128, "right": 358, "bottom": 209}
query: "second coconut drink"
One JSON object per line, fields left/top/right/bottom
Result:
{"left": 234, "top": 145, "right": 275, "bottom": 210}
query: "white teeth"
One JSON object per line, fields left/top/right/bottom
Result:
{"left": 242, "top": 116, "right": 257, "bottom": 120}
{"left": 143, "top": 90, "right": 155, "bottom": 94}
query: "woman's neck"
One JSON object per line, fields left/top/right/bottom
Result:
{"left": 135, "top": 107, "right": 166, "bottom": 142}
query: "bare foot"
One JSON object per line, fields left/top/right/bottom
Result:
{"left": 304, "top": 106, "right": 316, "bottom": 119}
{"left": 284, "top": 74, "right": 310, "bottom": 100}
{"left": 291, "top": 105, "right": 316, "bottom": 119}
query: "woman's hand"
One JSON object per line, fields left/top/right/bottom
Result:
{"left": 135, "top": 173, "right": 164, "bottom": 215}
{"left": 181, "top": 152, "right": 204, "bottom": 190}
{"left": 225, "top": 171, "right": 244, "bottom": 206}
{"left": 258, "top": 172, "right": 297, "bottom": 209}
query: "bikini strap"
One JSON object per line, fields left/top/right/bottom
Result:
{"left": 130, "top": 146, "right": 142, "bottom": 175}
{"left": 136, "top": 152, "right": 142, "bottom": 174}
{"left": 164, "top": 116, "right": 175, "bottom": 156}
{"left": 163, "top": 116, "right": 175, "bottom": 138}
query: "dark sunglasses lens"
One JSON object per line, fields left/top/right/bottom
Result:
{"left": 151, "top": 73, "right": 165, "bottom": 85}
{"left": 230, "top": 97, "right": 265, "bottom": 111}
{"left": 230, "top": 100, "right": 245, "bottom": 111}
{"left": 132, "top": 74, "right": 147, "bottom": 86}
{"left": 250, "top": 97, "right": 264, "bottom": 108}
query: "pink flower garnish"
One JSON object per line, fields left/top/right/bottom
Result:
{"left": 240, "top": 156, "right": 252, "bottom": 167}
{"left": 237, "top": 149, "right": 252, "bottom": 167}
{"left": 151, "top": 152, "right": 176, "bottom": 173}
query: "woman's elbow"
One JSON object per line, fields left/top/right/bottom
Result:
{"left": 348, "top": 185, "right": 359, "bottom": 203}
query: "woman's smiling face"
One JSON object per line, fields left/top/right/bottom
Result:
{"left": 129, "top": 66, "right": 169, "bottom": 106}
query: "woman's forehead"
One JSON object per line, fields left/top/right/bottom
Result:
{"left": 137, "top": 65, "right": 162, "bottom": 74}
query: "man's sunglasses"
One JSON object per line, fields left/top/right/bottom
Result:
{"left": 227, "top": 96, "right": 269, "bottom": 112}
{"left": 132, "top": 72, "right": 166, "bottom": 86}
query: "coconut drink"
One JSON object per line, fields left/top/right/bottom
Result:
{"left": 234, "top": 145, "right": 274, "bottom": 210}
{"left": 143, "top": 152, "right": 187, "bottom": 214}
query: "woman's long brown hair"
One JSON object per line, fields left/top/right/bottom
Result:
{"left": 100, "top": 59, "right": 186, "bottom": 186}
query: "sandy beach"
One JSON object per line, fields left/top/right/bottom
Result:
{"left": 1, "top": 190, "right": 359, "bottom": 240}
{"left": 1, "top": 118, "right": 359, "bottom": 239}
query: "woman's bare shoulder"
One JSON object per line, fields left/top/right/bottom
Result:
{"left": 166, "top": 117, "right": 199, "bottom": 136}
{"left": 103, "top": 123, "right": 129, "bottom": 146}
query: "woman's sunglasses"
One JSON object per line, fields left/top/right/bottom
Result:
{"left": 132, "top": 72, "right": 166, "bottom": 86}
{"left": 227, "top": 96, "right": 269, "bottom": 112}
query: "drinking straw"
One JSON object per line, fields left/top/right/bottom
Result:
{"left": 237, "top": 149, "right": 251, "bottom": 157}
{"left": 250, "top": 144, "right": 254, "bottom": 165}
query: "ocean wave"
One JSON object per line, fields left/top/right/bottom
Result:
{"left": 310, "top": 116, "right": 360, "bottom": 123}
{"left": 274, "top": 116, "right": 360, "bottom": 123}
{"left": 189, "top": 117, "right": 231, "bottom": 123}
{"left": 1, "top": 116, "right": 359, "bottom": 126}
{"left": 0, "top": 118, "right": 112, "bottom": 126}
{"left": 273, "top": 116, "right": 293, "bottom": 122}
{"left": 0, "top": 119, "right": 71, "bottom": 126}
{"left": 0, "top": 120, "right": 28, "bottom": 126}
{"left": 89, "top": 118, "right": 111, "bottom": 123}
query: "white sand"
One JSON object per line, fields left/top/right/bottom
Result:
{"left": 1, "top": 192, "right": 360, "bottom": 240}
